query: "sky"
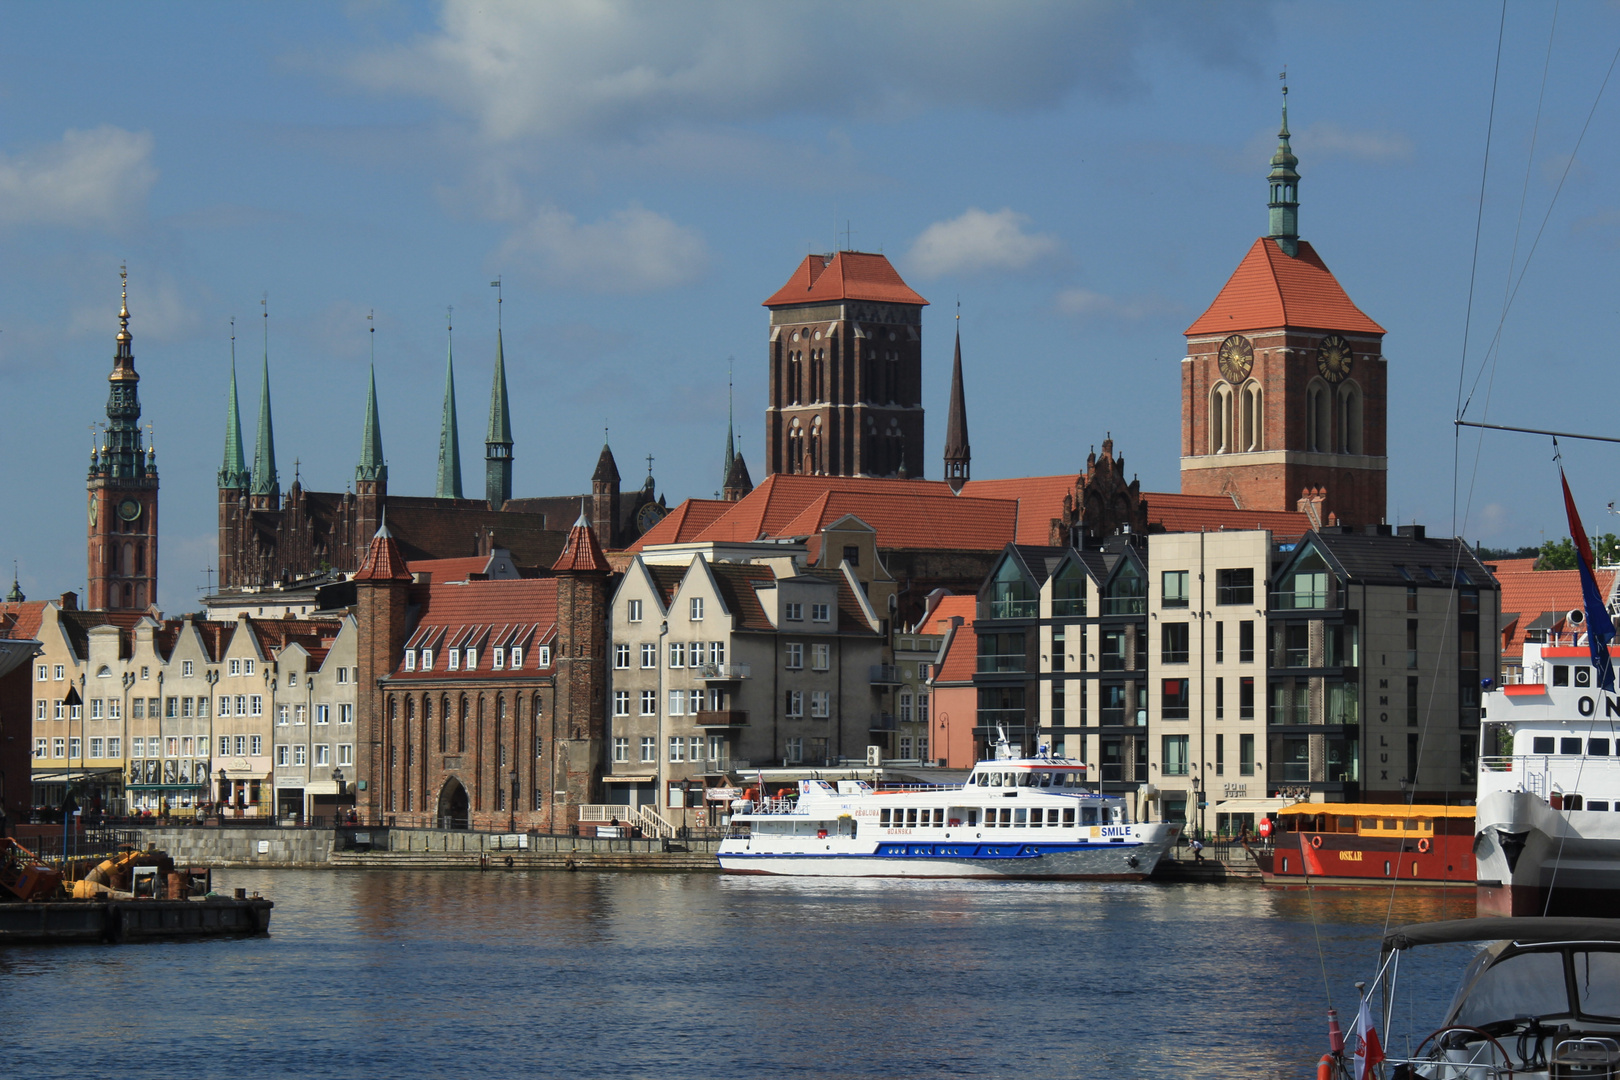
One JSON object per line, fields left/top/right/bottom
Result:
{"left": 3, "top": 0, "right": 1620, "bottom": 611}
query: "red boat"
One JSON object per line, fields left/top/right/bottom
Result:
{"left": 1253, "top": 803, "right": 1475, "bottom": 887}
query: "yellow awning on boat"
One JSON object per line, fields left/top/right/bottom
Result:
{"left": 1273, "top": 802, "right": 1474, "bottom": 819}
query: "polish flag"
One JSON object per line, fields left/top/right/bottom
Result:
{"left": 1352, "top": 995, "right": 1384, "bottom": 1080}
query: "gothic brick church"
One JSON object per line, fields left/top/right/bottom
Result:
{"left": 215, "top": 322, "right": 667, "bottom": 589}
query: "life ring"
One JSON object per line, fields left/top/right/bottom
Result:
{"left": 1317, "top": 1054, "right": 1333, "bottom": 1080}
{"left": 1309, "top": 835, "right": 1323, "bottom": 849}
{"left": 504, "top": 855, "right": 514, "bottom": 868}
{"left": 1417, "top": 838, "right": 1431, "bottom": 854}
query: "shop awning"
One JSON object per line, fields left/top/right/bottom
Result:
{"left": 602, "top": 775, "right": 656, "bottom": 783}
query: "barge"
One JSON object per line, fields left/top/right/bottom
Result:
{"left": 1253, "top": 802, "right": 1475, "bottom": 888}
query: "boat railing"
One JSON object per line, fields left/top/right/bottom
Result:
{"left": 1478, "top": 754, "right": 1620, "bottom": 799}
{"left": 745, "top": 797, "right": 801, "bottom": 816}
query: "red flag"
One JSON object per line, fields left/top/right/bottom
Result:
{"left": 1352, "top": 995, "right": 1384, "bottom": 1079}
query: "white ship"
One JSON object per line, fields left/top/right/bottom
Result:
{"left": 718, "top": 743, "right": 1180, "bottom": 879}
{"left": 1476, "top": 638, "right": 1620, "bottom": 916}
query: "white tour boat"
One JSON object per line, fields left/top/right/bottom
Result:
{"left": 1476, "top": 638, "right": 1620, "bottom": 916}
{"left": 717, "top": 742, "right": 1180, "bottom": 879}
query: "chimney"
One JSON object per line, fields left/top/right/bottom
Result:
{"left": 59, "top": 591, "right": 78, "bottom": 611}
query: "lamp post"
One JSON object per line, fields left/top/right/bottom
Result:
{"left": 509, "top": 768, "right": 518, "bottom": 833}
{"left": 655, "top": 619, "right": 669, "bottom": 819}
{"left": 332, "top": 766, "right": 345, "bottom": 825}
{"left": 217, "top": 766, "right": 228, "bottom": 820}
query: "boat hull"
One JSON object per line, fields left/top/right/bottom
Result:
{"left": 718, "top": 830, "right": 1178, "bottom": 880}
{"left": 1474, "top": 789, "right": 1620, "bottom": 917}
{"left": 1254, "top": 831, "right": 1475, "bottom": 888}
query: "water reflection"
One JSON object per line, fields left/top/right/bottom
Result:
{"left": 4, "top": 872, "right": 1477, "bottom": 1079}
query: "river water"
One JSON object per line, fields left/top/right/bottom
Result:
{"left": 4, "top": 870, "right": 1481, "bottom": 1079}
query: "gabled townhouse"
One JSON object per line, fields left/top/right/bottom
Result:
{"left": 923, "top": 594, "right": 977, "bottom": 767}
{"left": 124, "top": 616, "right": 225, "bottom": 814}
{"left": 270, "top": 616, "right": 359, "bottom": 822}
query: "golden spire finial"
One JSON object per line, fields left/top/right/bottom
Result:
{"left": 117, "top": 262, "right": 131, "bottom": 341}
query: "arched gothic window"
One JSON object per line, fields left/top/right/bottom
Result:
{"left": 1306, "top": 380, "right": 1330, "bottom": 454}
{"left": 1239, "top": 381, "right": 1263, "bottom": 452}
{"left": 1209, "top": 383, "right": 1233, "bottom": 454}
{"left": 1336, "top": 382, "right": 1363, "bottom": 455}
{"left": 809, "top": 416, "right": 822, "bottom": 475}
{"left": 787, "top": 418, "right": 804, "bottom": 474}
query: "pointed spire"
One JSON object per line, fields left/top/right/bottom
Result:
{"left": 6, "top": 564, "right": 24, "bottom": 604}
{"left": 357, "top": 363, "right": 387, "bottom": 486}
{"left": 249, "top": 307, "right": 279, "bottom": 500}
{"left": 723, "top": 451, "right": 753, "bottom": 502}
{"left": 354, "top": 512, "right": 411, "bottom": 582}
{"left": 436, "top": 315, "right": 463, "bottom": 499}
{"left": 219, "top": 324, "right": 250, "bottom": 490}
{"left": 723, "top": 363, "right": 736, "bottom": 491}
{"left": 103, "top": 265, "right": 145, "bottom": 481}
{"left": 593, "top": 443, "right": 620, "bottom": 485}
{"left": 484, "top": 322, "right": 513, "bottom": 509}
{"left": 943, "top": 311, "right": 971, "bottom": 494}
{"left": 551, "top": 513, "right": 610, "bottom": 573}
{"left": 1267, "top": 78, "right": 1300, "bottom": 257}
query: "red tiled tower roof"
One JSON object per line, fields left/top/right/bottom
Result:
{"left": 354, "top": 524, "right": 411, "bottom": 582}
{"left": 551, "top": 515, "right": 610, "bottom": 573}
{"left": 762, "top": 251, "right": 928, "bottom": 308}
{"left": 1185, "top": 238, "right": 1384, "bottom": 337}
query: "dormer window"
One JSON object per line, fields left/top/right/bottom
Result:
{"left": 511, "top": 648, "right": 523, "bottom": 669}
{"left": 421, "top": 649, "right": 433, "bottom": 671}
{"left": 465, "top": 649, "right": 478, "bottom": 670}
{"left": 537, "top": 646, "right": 550, "bottom": 668}
{"left": 493, "top": 648, "right": 505, "bottom": 670}
{"left": 448, "top": 650, "right": 460, "bottom": 671}
{"left": 404, "top": 651, "right": 416, "bottom": 672}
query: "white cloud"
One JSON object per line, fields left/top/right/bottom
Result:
{"left": 1301, "top": 122, "right": 1412, "bottom": 163}
{"left": 907, "top": 208, "right": 1062, "bottom": 278}
{"left": 1055, "top": 287, "right": 1178, "bottom": 323}
{"left": 0, "top": 126, "right": 156, "bottom": 227}
{"left": 495, "top": 203, "right": 709, "bottom": 293}
{"left": 68, "top": 270, "right": 198, "bottom": 343}
{"left": 347, "top": 1, "right": 1269, "bottom": 142}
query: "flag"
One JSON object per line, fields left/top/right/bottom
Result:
{"left": 1562, "top": 468, "right": 1617, "bottom": 691}
{"left": 1352, "top": 995, "right": 1384, "bottom": 1080}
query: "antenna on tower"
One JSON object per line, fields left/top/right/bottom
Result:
{"left": 368, "top": 308, "right": 375, "bottom": 360}
{"left": 490, "top": 276, "right": 502, "bottom": 329}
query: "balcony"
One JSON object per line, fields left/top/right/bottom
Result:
{"left": 696, "top": 663, "right": 751, "bottom": 681}
{"left": 1270, "top": 589, "right": 1333, "bottom": 611}
{"left": 869, "top": 664, "right": 902, "bottom": 686}
{"left": 989, "top": 598, "right": 1037, "bottom": 620}
{"left": 694, "top": 710, "right": 748, "bottom": 728}
{"left": 869, "top": 713, "right": 897, "bottom": 731}
{"left": 976, "top": 654, "right": 1027, "bottom": 675}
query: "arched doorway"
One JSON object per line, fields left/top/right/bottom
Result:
{"left": 437, "top": 777, "right": 469, "bottom": 830}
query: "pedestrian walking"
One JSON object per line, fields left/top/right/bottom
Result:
{"left": 1189, "top": 837, "right": 1205, "bottom": 863}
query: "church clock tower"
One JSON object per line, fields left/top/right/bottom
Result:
{"left": 87, "top": 268, "right": 159, "bottom": 610}
{"left": 1180, "top": 88, "right": 1388, "bottom": 527}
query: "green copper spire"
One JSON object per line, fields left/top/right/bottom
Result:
{"left": 219, "top": 327, "right": 250, "bottom": 490}
{"left": 249, "top": 312, "right": 279, "bottom": 500}
{"left": 723, "top": 366, "right": 735, "bottom": 491}
{"left": 1267, "top": 82, "right": 1300, "bottom": 257}
{"left": 356, "top": 362, "right": 387, "bottom": 486}
{"left": 436, "top": 320, "right": 463, "bottom": 500}
{"left": 484, "top": 326, "right": 513, "bottom": 509}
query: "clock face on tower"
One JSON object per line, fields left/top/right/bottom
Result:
{"left": 1217, "top": 334, "right": 1254, "bottom": 383}
{"left": 1317, "top": 335, "right": 1354, "bottom": 383}
{"left": 118, "top": 497, "right": 142, "bottom": 522}
{"left": 635, "top": 502, "right": 666, "bottom": 534}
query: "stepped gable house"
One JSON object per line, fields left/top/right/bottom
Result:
{"left": 216, "top": 320, "right": 664, "bottom": 590}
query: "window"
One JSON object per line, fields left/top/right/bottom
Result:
{"left": 33, "top": 737, "right": 46, "bottom": 759}
{"left": 614, "top": 643, "right": 630, "bottom": 669}
{"left": 69, "top": 737, "right": 81, "bottom": 759}
{"left": 339, "top": 744, "right": 353, "bottom": 766}
{"left": 1161, "top": 624, "right": 1189, "bottom": 664}
{"left": 810, "top": 690, "right": 830, "bottom": 718}
{"left": 35, "top": 664, "right": 46, "bottom": 682}
{"left": 1163, "top": 735, "right": 1189, "bottom": 776}
{"left": 167, "top": 737, "right": 180, "bottom": 756}
{"left": 811, "top": 643, "right": 830, "bottom": 671}
{"left": 219, "top": 736, "right": 229, "bottom": 756}
{"left": 640, "top": 737, "right": 655, "bottom": 763}
{"left": 668, "top": 691, "right": 684, "bottom": 716}
{"left": 711, "top": 642, "right": 726, "bottom": 666}
{"left": 785, "top": 603, "right": 804, "bottom": 621}
{"left": 234, "top": 735, "right": 247, "bottom": 756}
{"left": 613, "top": 690, "right": 630, "bottom": 717}
{"left": 277, "top": 745, "right": 289, "bottom": 766}
{"left": 35, "top": 699, "right": 44, "bottom": 721}
{"left": 493, "top": 648, "right": 505, "bottom": 670}
{"left": 1239, "top": 621, "right": 1254, "bottom": 663}
{"left": 337, "top": 667, "right": 349, "bottom": 684}
{"left": 1214, "top": 622, "right": 1224, "bottom": 663}
{"left": 1408, "top": 676, "right": 1419, "bottom": 727}
{"left": 640, "top": 690, "right": 656, "bottom": 716}
{"left": 315, "top": 744, "right": 330, "bottom": 766}
{"left": 687, "top": 689, "right": 704, "bottom": 715}
{"left": 1161, "top": 679, "right": 1190, "bottom": 720}
{"left": 464, "top": 649, "right": 477, "bottom": 670}
{"left": 689, "top": 642, "right": 706, "bottom": 667}
{"left": 1215, "top": 733, "right": 1225, "bottom": 776}
{"left": 229, "top": 658, "right": 241, "bottom": 676}
{"left": 668, "top": 642, "right": 685, "bottom": 669}
{"left": 90, "top": 737, "right": 104, "bottom": 758}
{"left": 690, "top": 597, "right": 704, "bottom": 621}
{"left": 250, "top": 695, "right": 262, "bottom": 716}
{"left": 182, "top": 697, "right": 194, "bottom": 718}
{"left": 315, "top": 705, "right": 330, "bottom": 726}
{"left": 243, "top": 660, "right": 255, "bottom": 676}
{"left": 1240, "top": 677, "right": 1255, "bottom": 719}
{"left": 812, "top": 603, "right": 830, "bottom": 622}
{"left": 448, "top": 649, "right": 460, "bottom": 671}
{"left": 613, "top": 738, "right": 628, "bottom": 763}
{"left": 182, "top": 659, "right": 194, "bottom": 677}
{"left": 1216, "top": 568, "right": 1254, "bottom": 606}
{"left": 294, "top": 745, "right": 307, "bottom": 766}
{"left": 90, "top": 698, "right": 103, "bottom": 720}
{"left": 1215, "top": 677, "right": 1225, "bottom": 719}
{"left": 107, "top": 737, "right": 120, "bottom": 758}
{"left": 163, "top": 697, "right": 176, "bottom": 718}
{"left": 785, "top": 737, "right": 804, "bottom": 763}
{"left": 785, "top": 643, "right": 803, "bottom": 669}
{"left": 627, "top": 599, "right": 643, "bottom": 623}
{"left": 669, "top": 737, "right": 684, "bottom": 763}
{"left": 640, "top": 643, "right": 657, "bottom": 669}
{"left": 288, "top": 671, "right": 299, "bottom": 687}
{"left": 405, "top": 651, "right": 417, "bottom": 671}
{"left": 785, "top": 690, "right": 804, "bottom": 717}
{"left": 52, "top": 737, "right": 64, "bottom": 758}
{"left": 1052, "top": 562, "right": 1087, "bottom": 617}
{"left": 1407, "top": 620, "right": 1419, "bottom": 669}
{"left": 53, "top": 699, "right": 64, "bottom": 720}
{"left": 707, "top": 735, "right": 724, "bottom": 762}
{"left": 511, "top": 647, "right": 524, "bottom": 669}
{"left": 1162, "top": 570, "right": 1189, "bottom": 608}
{"left": 277, "top": 705, "right": 289, "bottom": 726}
{"left": 918, "top": 693, "right": 930, "bottom": 725}
{"left": 899, "top": 692, "right": 913, "bottom": 722}
{"left": 536, "top": 646, "right": 550, "bottom": 667}
{"left": 340, "top": 704, "right": 352, "bottom": 725}
{"left": 420, "top": 648, "right": 433, "bottom": 670}
{"left": 251, "top": 735, "right": 262, "bottom": 756}
{"left": 295, "top": 704, "right": 307, "bottom": 725}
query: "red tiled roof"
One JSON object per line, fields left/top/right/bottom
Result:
{"left": 407, "top": 557, "right": 490, "bottom": 584}
{"left": 247, "top": 619, "right": 342, "bottom": 659}
{"left": 777, "top": 491, "right": 1016, "bottom": 554}
{"left": 1145, "top": 492, "right": 1314, "bottom": 541}
{"left": 627, "top": 499, "right": 731, "bottom": 552}
{"left": 1486, "top": 557, "right": 1539, "bottom": 576}
{"left": 551, "top": 518, "right": 610, "bottom": 573}
{"left": 706, "top": 563, "right": 778, "bottom": 632}
{"left": 692, "top": 474, "right": 956, "bottom": 545}
{"left": 1185, "top": 238, "right": 1385, "bottom": 337}
{"left": 355, "top": 528, "right": 411, "bottom": 582}
{"left": 1497, "top": 567, "right": 1618, "bottom": 661}
{"left": 929, "top": 595, "right": 978, "bottom": 683}
{"left": 959, "top": 475, "right": 1081, "bottom": 546}
{"left": 390, "top": 578, "right": 560, "bottom": 680}
{"left": 0, "top": 601, "right": 47, "bottom": 640}
{"left": 762, "top": 251, "right": 928, "bottom": 308}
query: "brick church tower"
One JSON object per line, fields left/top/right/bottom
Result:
{"left": 1180, "top": 89, "right": 1388, "bottom": 527}
{"left": 763, "top": 251, "right": 928, "bottom": 479}
{"left": 87, "top": 268, "right": 159, "bottom": 610}
{"left": 548, "top": 512, "right": 611, "bottom": 829}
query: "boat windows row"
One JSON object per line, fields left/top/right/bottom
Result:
{"left": 879, "top": 805, "right": 1124, "bottom": 828}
